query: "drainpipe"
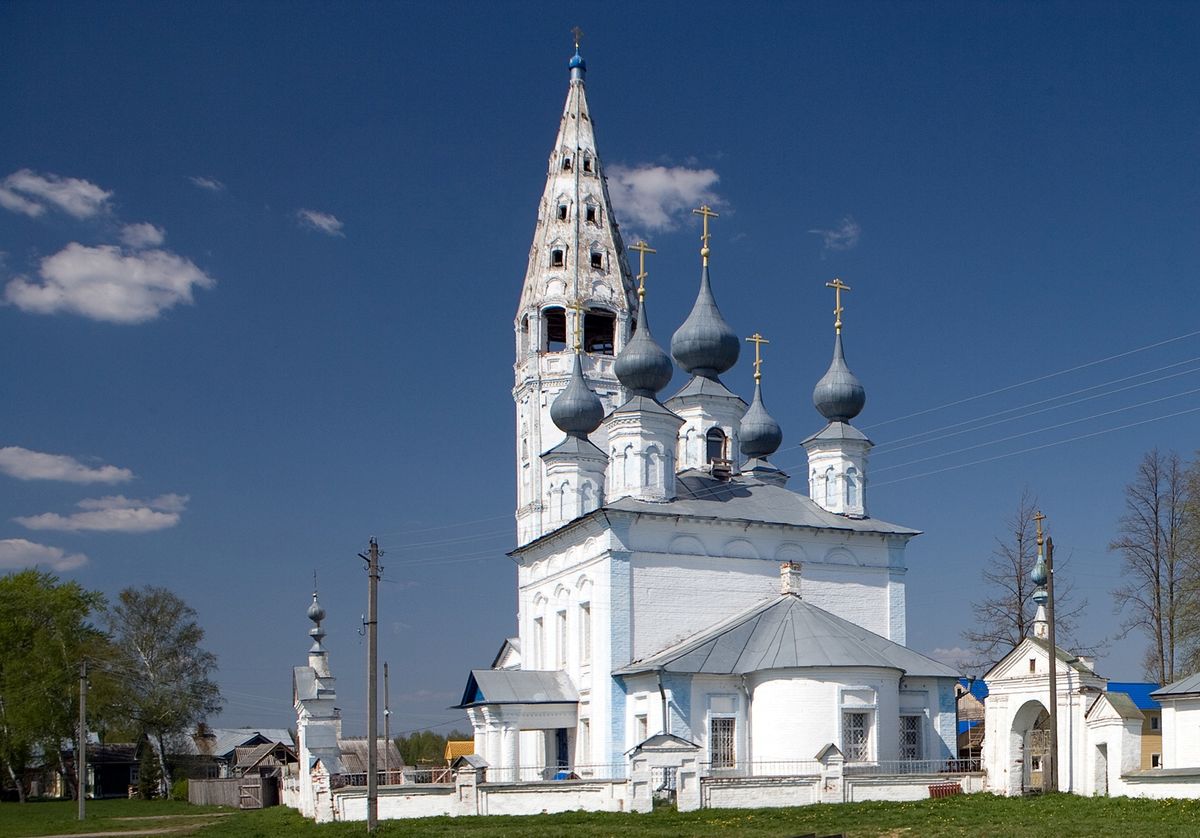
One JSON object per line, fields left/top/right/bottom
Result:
{"left": 656, "top": 668, "right": 669, "bottom": 735}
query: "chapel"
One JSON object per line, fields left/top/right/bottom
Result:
{"left": 456, "top": 46, "right": 960, "bottom": 780}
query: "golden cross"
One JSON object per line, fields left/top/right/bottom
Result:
{"left": 692, "top": 204, "right": 719, "bottom": 265}
{"left": 629, "top": 240, "right": 656, "bottom": 300}
{"left": 567, "top": 300, "right": 586, "bottom": 353}
{"left": 1033, "top": 509, "right": 1046, "bottom": 546}
{"left": 825, "top": 277, "right": 851, "bottom": 333}
{"left": 746, "top": 332, "right": 770, "bottom": 381}
{"left": 572, "top": 26, "right": 584, "bottom": 51}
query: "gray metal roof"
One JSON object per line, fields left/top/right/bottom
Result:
{"left": 550, "top": 351, "right": 605, "bottom": 437}
{"left": 610, "top": 393, "right": 681, "bottom": 419}
{"left": 670, "top": 264, "right": 740, "bottom": 377}
{"left": 613, "top": 593, "right": 958, "bottom": 678}
{"left": 604, "top": 470, "right": 919, "bottom": 537}
{"left": 542, "top": 434, "right": 605, "bottom": 460}
{"left": 614, "top": 296, "right": 673, "bottom": 397}
{"left": 1152, "top": 671, "right": 1200, "bottom": 699}
{"left": 813, "top": 332, "right": 865, "bottom": 422}
{"left": 457, "top": 669, "right": 579, "bottom": 708}
{"left": 665, "top": 372, "right": 747, "bottom": 406}
{"left": 739, "top": 379, "right": 782, "bottom": 459}
{"left": 802, "top": 420, "right": 871, "bottom": 446}
{"left": 1088, "top": 691, "right": 1143, "bottom": 721}
{"left": 338, "top": 737, "right": 405, "bottom": 773}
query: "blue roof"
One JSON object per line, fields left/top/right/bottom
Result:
{"left": 1109, "top": 681, "right": 1161, "bottom": 710}
{"left": 958, "top": 677, "right": 989, "bottom": 700}
{"left": 957, "top": 719, "right": 981, "bottom": 735}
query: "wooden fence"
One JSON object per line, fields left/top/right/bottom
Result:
{"left": 189, "top": 778, "right": 240, "bottom": 807}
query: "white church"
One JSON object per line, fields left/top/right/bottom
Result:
{"left": 454, "top": 45, "right": 961, "bottom": 782}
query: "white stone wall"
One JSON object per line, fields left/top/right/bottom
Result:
{"left": 702, "top": 775, "right": 819, "bottom": 808}
{"left": 1159, "top": 697, "right": 1200, "bottom": 768}
{"left": 844, "top": 773, "right": 986, "bottom": 802}
{"left": 804, "top": 435, "right": 870, "bottom": 517}
{"left": 668, "top": 396, "right": 746, "bottom": 472}
{"left": 479, "top": 781, "right": 629, "bottom": 815}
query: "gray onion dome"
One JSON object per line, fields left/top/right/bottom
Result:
{"left": 615, "top": 298, "right": 673, "bottom": 397}
{"left": 671, "top": 266, "right": 740, "bottom": 378}
{"left": 551, "top": 351, "right": 605, "bottom": 436}
{"left": 307, "top": 592, "right": 326, "bottom": 623}
{"left": 813, "top": 333, "right": 865, "bottom": 422}
{"left": 740, "top": 380, "right": 783, "bottom": 459}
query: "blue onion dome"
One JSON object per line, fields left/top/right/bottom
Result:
{"left": 551, "top": 351, "right": 605, "bottom": 436}
{"left": 615, "top": 297, "right": 673, "bottom": 397}
{"left": 813, "top": 333, "right": 865, "bottom": 422}
{"left": 670, "top": 266, "right": 740, "bottom": 378}
{"left": 568, "top": 50, "right": 586, "bottom": 70}
{"left": 307, "top": 592, "right": 325, "bottom": 623}
{"left": 740, "top": 380, "right": 783, "bottom": 459}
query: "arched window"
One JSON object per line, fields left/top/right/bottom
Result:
{"left": 543, "top": 307, "right": 566, "bottom": 352}
{"left": 550, "top": 247, "right": 565, "bottom": 267}
{"left": 846, "top": 468, "right": 859, "bottom": 508}
{"left": 706, "top": 428, "right": 727, "bottom": 463}
{"left": 824, "top": 467, "right": 836, "bottom": 506}
{"left": 519, "top": 314, "right": 530, "bottom": 355}
{"left": 584, "top": 309, "right": 615, "bottom": 355}
{"left": 645, "top": 445, "right": 663, "bottom": 490}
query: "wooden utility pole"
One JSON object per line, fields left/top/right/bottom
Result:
{"left": 78, "top": 659, "right": 87, "bottom": 820}
{"left": 359, "top": 538, "right": 381, "bottom": 831}
{"left": 383, "top": 662, "right": 391, "bottom": 785}
{"left": 1046, "top": 536, "right": 1058, "bottom": 793}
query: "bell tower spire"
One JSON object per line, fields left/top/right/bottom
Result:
{"left": 514, "top": 41, "right": 636, "bottom": 545}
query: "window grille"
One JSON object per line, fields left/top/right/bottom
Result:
{"left": 710, "top": 717, "right": 736, "bottom": 768}
{"left": 843, "top": 711, "right": 868, "bottom": 762}
{"left": 899, "top": 715, "right": 922, "bottom": 760}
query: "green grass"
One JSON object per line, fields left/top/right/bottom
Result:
{"left": 0, "top": 798, "right": 229, "bottom": 837}
{"left": 8, "top": 794, "right": 1200, "bottom": 838}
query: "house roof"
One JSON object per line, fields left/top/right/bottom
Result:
{"left": 456, "top": 669, "right": 579, "bottom": 708}
{"left": 234, "top": 741, "right": 297, "bottom": 770}
{"left": 957, "top": 719, "right": 981, "bottom": 735}
{"left": 1152, "top": 672, "right": 1200, "bottom": 699}
{"left": 1108, "top": 681, "right": 1162, "bottom": 710}
{"left": 1099, "top": 691, "right": 1145, "bottom": 721}
{"left": 612, "top": 593, "right": 958, "bottom": 679}
{"left": 957, "top": 677, "right": 989, "bottom": 701}
{"left": 444, "top": 740, "right": 475, "bottom": 762}
{"left": 338, "top": 737, "right": 405, "bottom": 773}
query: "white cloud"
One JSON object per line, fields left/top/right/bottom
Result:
{"left": 15, "top": 493, "right": 188, "bottom": 533}
{"left": 0, "top": 169, "right": 111, "bottom": 219}
{"left": 297, "top": 209, "right": 345, "bottom": 237}
{"left": 119, "top": 222, "right": 166, "bottom": 249}
{"left": 0, "top": 446, "right": 134, "bottom": 484}
{"left": 4, "top": 242, "right": 215, "bottom": 323}
{"left": 808, "top": 215, "right": 861, "bottom": 252}
{"left": 0, "top": 538, "right": 88, "bottom": 571}
{"left": 929, "top": 646, "right": 973, "bottom": 668}
{"left": 605, "top": 164, "right": 721, "bottom": 232}
{"left": 188, "top": 176, "right": 225, "bottom": 192}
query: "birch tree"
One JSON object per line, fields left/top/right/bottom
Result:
{"left": 1111, "top": 449, "right": 1196, "bottom": 684}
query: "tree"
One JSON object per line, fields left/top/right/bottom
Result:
{"left": 396, "top": 729, "right": 472, "bottom": 766}
{"left": 0, "top": 570, "right": 110, "bottom": 802}
{"left": 963, "top": 489, "right": 1086, "bottom": 673}
{"left": 1111, "top": 449, "right": 1197, "bottom": 684}
{"left": 109, "top": 586, "right": 222, "bottom": 795}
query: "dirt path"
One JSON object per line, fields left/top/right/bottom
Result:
{"left": 29, "top": 811, "right": 233, "bottom": 838}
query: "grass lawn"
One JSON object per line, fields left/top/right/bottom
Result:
{"left": 0, "top": 798, "right": 229, "bottom": 837}
{"left": 8, "top": 794, "right": 1200, "bottom": 838}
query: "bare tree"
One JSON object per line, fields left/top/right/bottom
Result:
{"left": 1112, "top": 449, "right": 1196, "bottom": 684}
{"left": 964, "top": 489, "right": 1086, "bottom": 673}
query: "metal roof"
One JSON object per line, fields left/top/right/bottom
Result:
{"left": 613, "top": 593, "right": 958, "bottom": 678}
{"left": 604, "top": 470, "right": 919, "bottom": 537}
{"left": 1108, "top": 681, "right": 1161, "bottom": 710}
{"left": 958, "top": 677, "right": 989, "bottom": 700}
{"left": 456, "top": 669, "right": 579, "bottom": 708}
{"left": 1093, "top": 690, "right": 1144, "bottom": 721}
{"left": 665, "top": 370, "right": 746, "bottom": 405}
{"left": 338, "top": 737, "right": 405, "bottom": 773}
{"left": 1152, "top": 672, "right": 1200, "bottom": 699}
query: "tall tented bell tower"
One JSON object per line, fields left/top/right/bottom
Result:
{"left": 514, "top": 44, "right": 637, "bottom": 545}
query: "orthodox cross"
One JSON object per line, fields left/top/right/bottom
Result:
{"left": 629, "top": 240, "right": 656, "bottom": 300}
{"left": 567, "top": 300, "right": 586, "bottom": 352}
{"left": 1034, "top": 509, "right": 1046, "bottom": 547}
{"left": 825, "top": 277, "right": 851, "bottom": 334}
{"left": 746, "top": 332, "right": 770, "bottom": 381}
{"left": 692, "top": 204, "right": 719, "bottom": 266}
{"left": 572, "top": 26, "right": 584, "bottom": 52}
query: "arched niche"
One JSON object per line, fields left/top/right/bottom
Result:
{"left": 668, "top": 534, "right": 706, "bottom": 556}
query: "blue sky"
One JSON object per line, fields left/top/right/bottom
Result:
{"left": 2, "top": 2, "right": 1198, "bottom": 736}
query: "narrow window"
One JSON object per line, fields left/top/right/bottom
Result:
{"left": 590, "top": 251, "right": 603, "bottom": 270}
{"left": 543, "top": 307, "right": 566, "bottom": 352}
{"left": 843, "top": 712, "right": 869, "bottom": 762}
{"left": 706, "top": 428, "right": 727, "bottom": 464}
{"left": 1029, "top": 658, "right": 1036, "bottom": 673}
{"left": 558, "top": 204, "right": 568, "bottom": 221}
{"left": 1152, "top": 753, "right": 1161, "bottom": 768}
{"left": 585, "top": 205, "right": 597, "bottom": 224}
{"left": 579, "top": 719, "right": 591, "bottom": 766}
{"left": 580, "top": 603, "right": 591, "bottom": 665}
{"left": 1151, "top": 715, "right": 1160, "bottom": 731}
{"left": 709, "top": 717, "right": 736, "bottom": 769}
{"left": 824, "top": 467, "right": 836, "bottom": 506}
{"left": 899, "top": 715, "right": 922, "bottom": 760}
{"left": 533, "top": 617, "right": 544, "bottom": 668}
{"left": 846, "top": 467, "right": 859, "bottom": 507}
{"left": 636, "top": 714, "right": 648, "bottom": 743}
{"left": 583, "top": 155, "right": 593, "bottom": 172}
{"left": 551, "top": 248, "right": 565, "bottom": 267}
{"left": 556, "top": 610, "right": 568, "bottom": 668}
{"left": 583, "top": 310, "right": 615, "bottom": 355}
{"left": 562, "top": 156, "right": 572, "bottom": 171}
